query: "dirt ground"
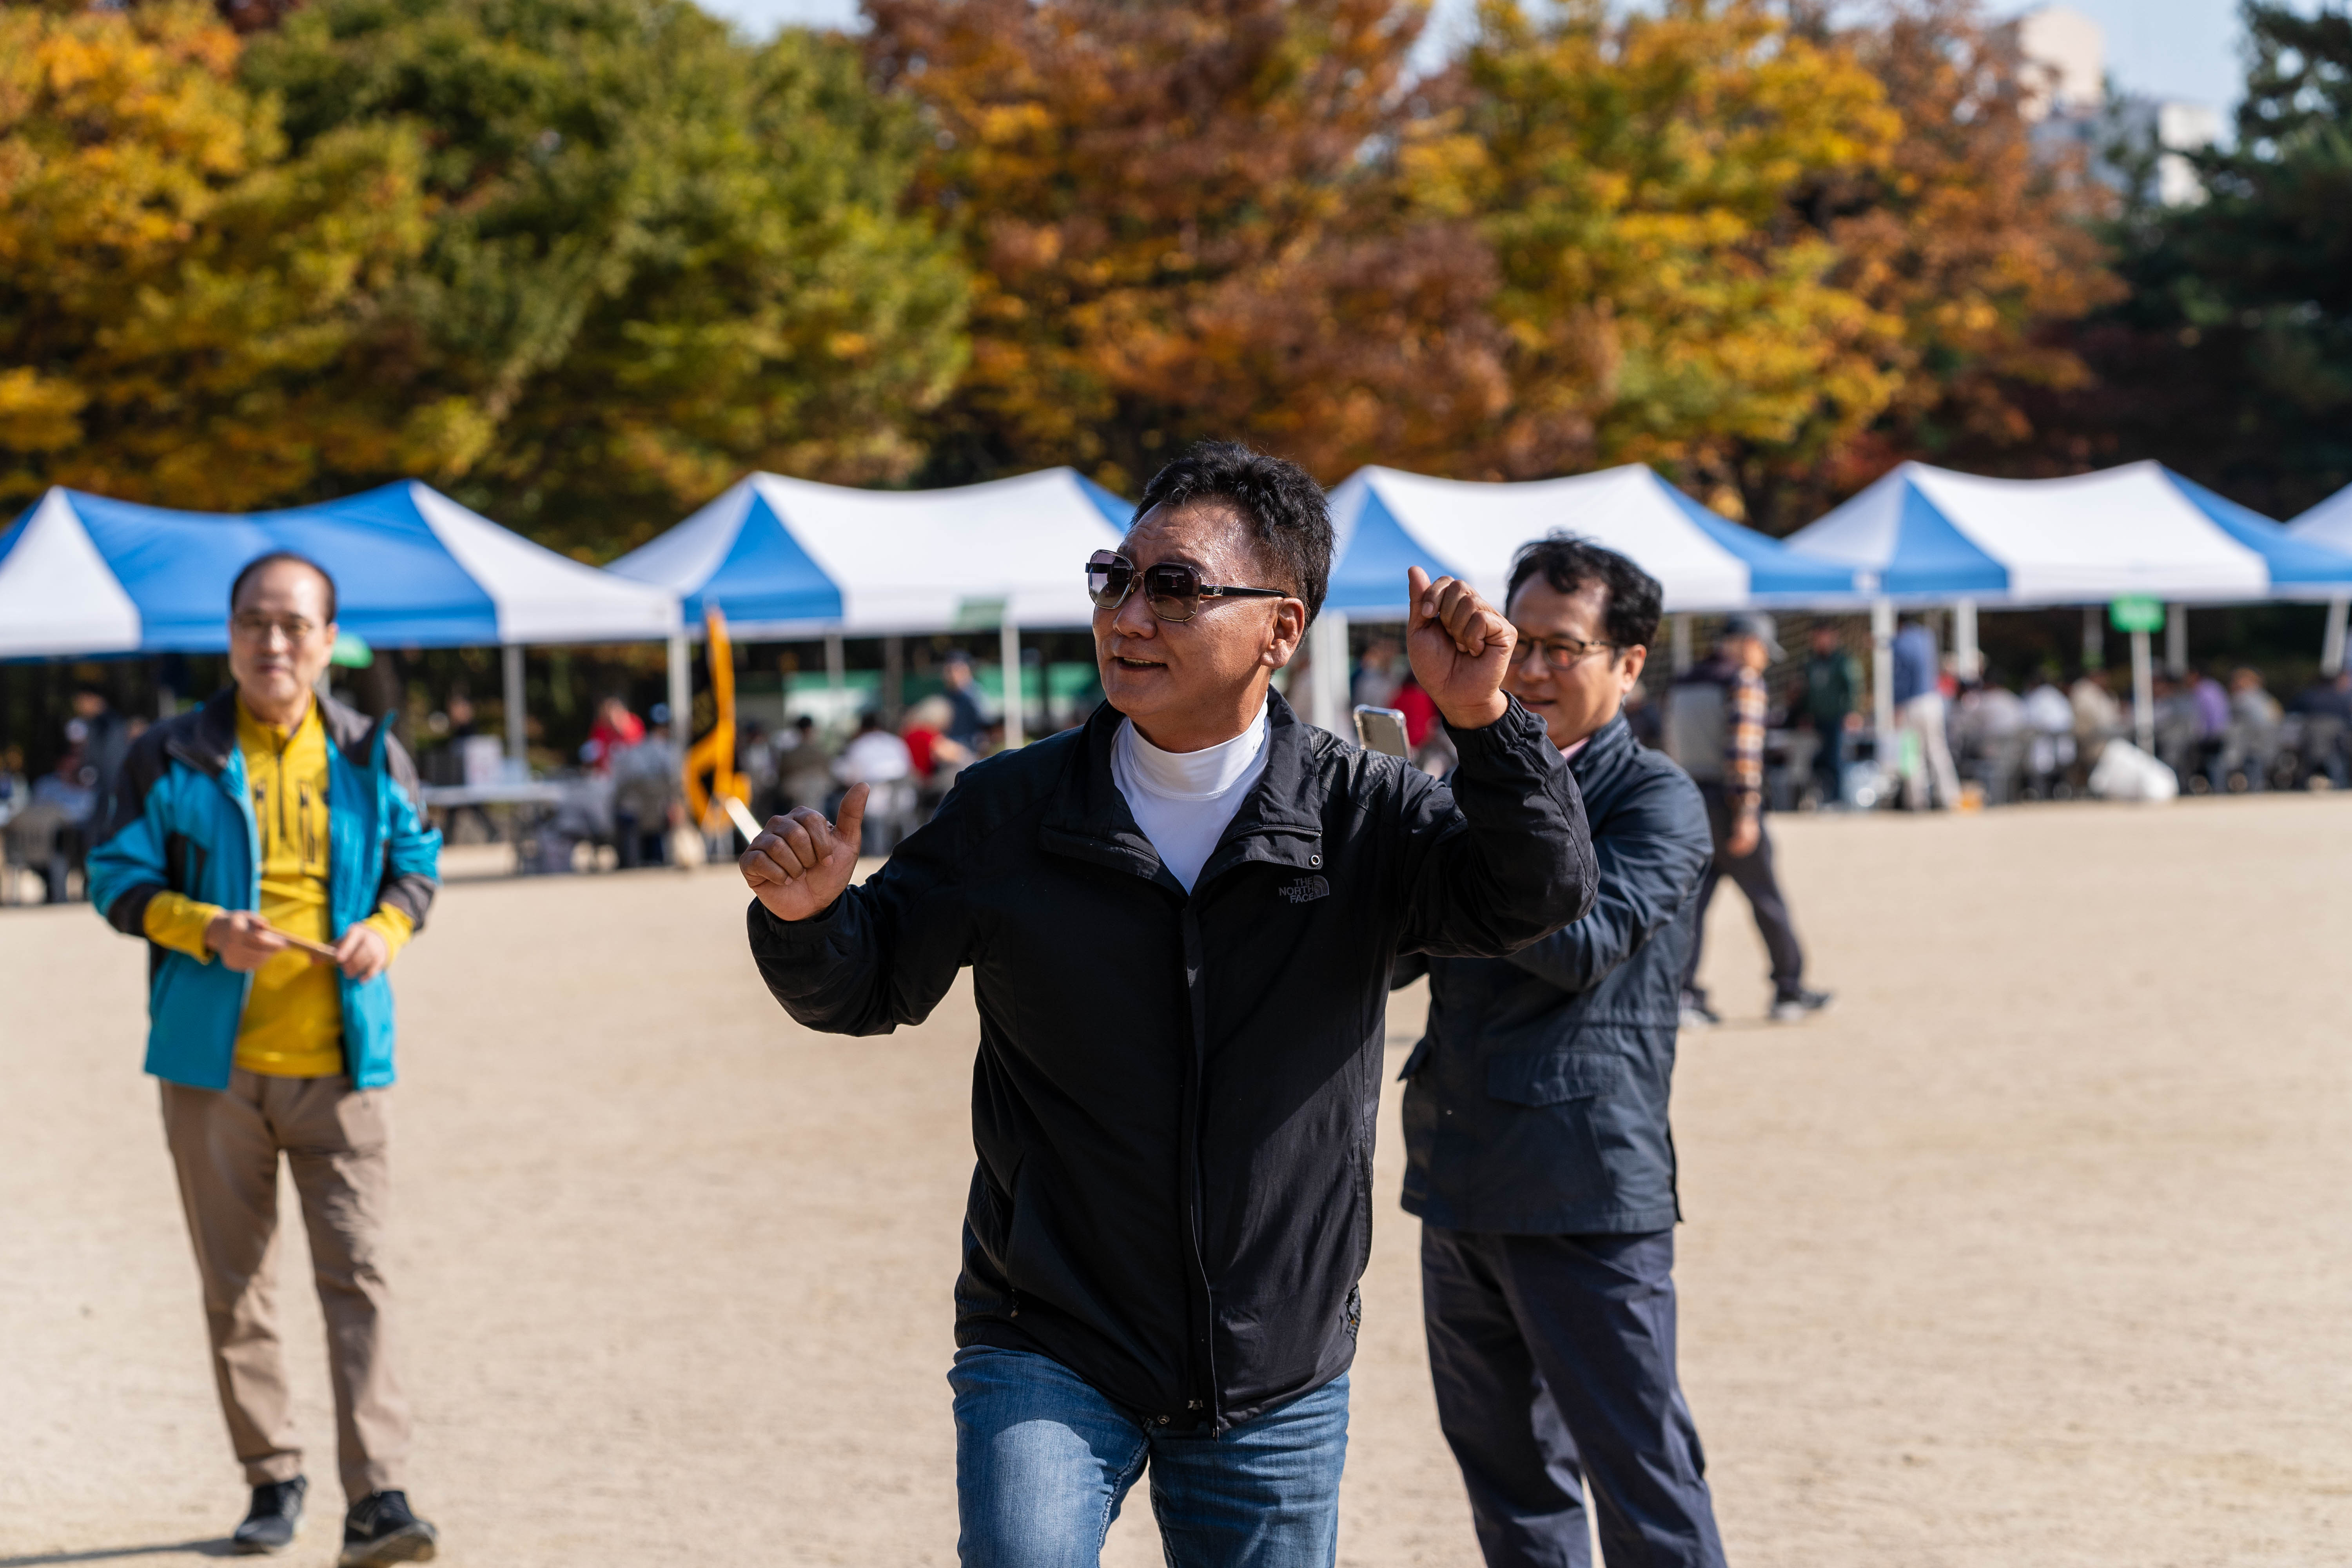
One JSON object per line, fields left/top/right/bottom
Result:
{"left": 4, "top": 795, "right": 2349, "bottom": 1567}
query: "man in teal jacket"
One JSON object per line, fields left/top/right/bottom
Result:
{"left": 87, "top": 552, "right": 443, "bottom": 1566}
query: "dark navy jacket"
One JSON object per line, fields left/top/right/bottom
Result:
{"left": 750, "top": 691, "right": 1594, "bottom": 1433}
{"left": 1396, "top": 712, "right": 1710, "bottom": 1235}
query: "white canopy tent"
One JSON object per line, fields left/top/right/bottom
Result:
{"left": 1785, "top": 459, "right": 2352, "bottom": 746}
{"left": 613, "top": 468, "right": 1132, "bottom": 745}
{"left": 1311, "top": 465, "right": 1858, "bottom": 732}
{"left": 0, "top": 483, "right": 681, "bottom": 768}
{"left": 2287, "top": 483, "right": 2352, "bottom": 673}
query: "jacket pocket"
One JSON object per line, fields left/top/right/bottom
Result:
{"left": 1485, "top": 1050, "right": 1621, "bottom": 1106}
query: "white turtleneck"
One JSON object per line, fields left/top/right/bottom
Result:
{"left": 1111, "top": 702, "right": 1272, "bottom": 892}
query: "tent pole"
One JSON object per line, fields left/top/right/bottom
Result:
{"left": 1000, "top": 617, "right": 1024, "bottom": 748}
{"left": 2082, "top": 605, "right": 2104, "bottom": 671}
{"left": 824, "top": 632, "right": 845, "bottom": 699}
{"left": 2166, "top": 605, "right": 2189, "bottom": 676}
{"left": 2132, "top": 630, "right": 2155, "bottom": 753}
{"left": 1953, "top": 598, "right": 1980, "bottom": 681}
{"left": 1310, "top": 612, "right": 1350, "bottom": 735}
{"left": 2323, "top": 596, "right": 2349, "bottom": 677}
{"left": 883, "top": 636, "right": 904, "bottom": 725}
{"left": 502, "top": 643, "right": 526, "bottom": 778}
{"left": 1671, "top": 615, "right": 1692, "bottom": 674}
{"left": 1871, "top": 598, "right": 1895, "bottom": 765}
{"left": 666, "top": 632, "right": 691, "bottom": 752}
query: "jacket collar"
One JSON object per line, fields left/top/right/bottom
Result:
{"left": 1040, "top": 686, "right": 1325, "bottom": 891}
{"left": 1567, "top": 711, "right": 1634, "bottom": 785}
{"left": 167, "top": 686, "right": 383, "bottom": 781}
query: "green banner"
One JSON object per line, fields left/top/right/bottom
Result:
{"left": 2109, "top": 596, "right": 2165, "bottom": 633}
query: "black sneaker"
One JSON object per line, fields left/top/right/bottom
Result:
{"left": 230, "top": 1476, "right": 305, "bottom": 1554}
{"left": 1678, "top": 992, "right": 1721, "bottom": 1030}
{"left": 1770, "top": 987, "right": 1834, "bottom": 1024}
{"left": 338, "top": 1491, "right": 438, "bottom": 1567}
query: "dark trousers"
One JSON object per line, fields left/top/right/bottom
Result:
{"left": 1681, "top": 790, "right": 1802, "bottom": 1002}
{"left": 1422, "top": 1226, "right": 1725, "bottom": 1568}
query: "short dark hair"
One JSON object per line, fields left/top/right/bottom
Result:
{"left": 1505, "top": 534, "right": 1662, "bottom": 651}
{"left": 1132, "top": 441, "right": 1332, "bottom": 622}
{"left": 230, "top": 551, "right": 338, "bottom": 622}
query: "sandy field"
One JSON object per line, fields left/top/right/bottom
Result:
{"left": 4, "top": 795, "right": 2350, "bottom": 1567}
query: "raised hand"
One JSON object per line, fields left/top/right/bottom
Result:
{"left": 740, "top": 783, "right": 870, "bottom": 923}
{"left": 1405, "top": 565, "right": 1515, "bottom": 731}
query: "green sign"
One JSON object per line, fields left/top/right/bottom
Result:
{"left": 2109, "top": 596, "right": 2165, "bottom": 633}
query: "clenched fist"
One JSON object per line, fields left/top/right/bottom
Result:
{"left": 1405, "top": 565, "right": 1515, "bottom": 731}
{"left": 740, "top": 783, "right": 870, "bottom": 923}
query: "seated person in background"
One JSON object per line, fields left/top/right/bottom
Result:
{"left": 836, "top": 711, "right": 916, "bottom": 853}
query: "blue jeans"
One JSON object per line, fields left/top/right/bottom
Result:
{"left": 949, "top": 1345, "right": 1349, "bottom": 1568}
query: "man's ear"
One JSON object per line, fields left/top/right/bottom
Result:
{"left": 1265, "top": 600, "right": 1307, "bottom": 669}
{"left": 1620, "top": 643, "right": 1648, "bottom": 688}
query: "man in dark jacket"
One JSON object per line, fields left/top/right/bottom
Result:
{"left": 1397, "top": 536, "right": 1724, "bottom": 1568}
{"left": 740, "top": 442, "right": 1595, "bottom": 1567}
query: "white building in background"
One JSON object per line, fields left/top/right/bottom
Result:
{"left": 2012, "top": 4, "right": 2220, "bottom": 207}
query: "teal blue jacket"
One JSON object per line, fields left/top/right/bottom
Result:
{"left": 86, "top": 689, "right": 441, "bottom": 1091}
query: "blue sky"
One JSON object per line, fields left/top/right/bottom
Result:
{"left": 698, "top": 1, "right": 2263, "bottom": 112}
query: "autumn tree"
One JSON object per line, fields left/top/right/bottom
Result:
{"left": 1399, "top": 0, "right": 1903, "bottom": 499}
{"left": 0, "top": 1, "right": 430, "bottom": 514}
{"left": 1749, "top": 0, "right": 2123, "bottom": 526}
{"left": 868, "top": 0, "right": 1511, "bottom": 491}
{"left": 245, "top": 0, "right": 970, "bottom": 557}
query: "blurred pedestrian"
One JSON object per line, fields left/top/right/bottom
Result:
{"left": 583, "top": 694, "right": 644, "bottom": 774}
{"left": 1668, "top": 614, "right": 1830, "bottom": 1026}
{"left": 940, "top": 652, "right": 988, "bottom": 751}
{"left": 776, "top": 715, "right": 835, "bottom": 812}
{"left": 1397, "top": 535, "right": 1724, "bottom": 1568}
{"left": 2226, "top": 667, "right": 2283, "bottom": 790}
{"left": 1353, "top": 635, "right": 1405, "bottom": 710}
{"left": 83, "top": 551, "right": 443, "bottom": 1564}
{"left": 1893, "top": 617, "right": 1960, "bottom": 810}
{"left": 836, "top": 710, "right": 915, "bottom": 853}
{"left": 1798, "top": 624, "right": 1863, "bottom": 806}
{"left": 612, "top": 708, "right": 684, "bottom": 868}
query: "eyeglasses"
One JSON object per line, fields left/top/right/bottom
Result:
{"left": 1086, "top": 550, "right": 1289, "bottom": 623}
{"left": 1512, "top": 630, "right": 1622, "bottom": 670}
{"left": 231, "top": 612, "right": 323, "bottom": 645}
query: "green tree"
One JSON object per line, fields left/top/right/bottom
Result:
{"left": 0, "top": 1, "right": 429, "bottom": 513}
{"left": 246, "top": 0, "right": 970, "bottom": 556}
{"left": 2060, "top": 1, "right": 2352, "bottom": 518}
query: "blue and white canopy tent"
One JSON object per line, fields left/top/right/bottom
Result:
{"left": 1784, "top": 459, "right": 2352, "bottom": 742}
{"left": 1306, "top": 465, "right": 1858, "bottom": 731}
{"left": 2287, "top": 482, "right": 2352, "bottom": 675}
{"left": 0, "top": 481, "right": 680, "bottom": 764}
{"left": 612, "top": 467, "right": 1132, "bottom": 743}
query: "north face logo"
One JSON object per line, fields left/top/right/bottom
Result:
{"left": 1278, "top": 875, "right": 1330, "bottom": 904}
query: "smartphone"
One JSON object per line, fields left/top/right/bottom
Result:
{"left": 1353, "top": 705, "right": 1409, "bottom": 758}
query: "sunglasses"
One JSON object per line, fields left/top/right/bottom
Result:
{"left": 1086, "top": 550, "right": 1289, "bottom": 623}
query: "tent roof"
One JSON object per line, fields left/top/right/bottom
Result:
{"left": 2287, "top": 481, "right": 2352, "bottom": 553}
{"left": 1321, "top": 465, "right": 1855, "bottom": 618}
{"left": 1783, "top": 460, "right": 2352, "bottom": 604}
{"left": 0, "top": 482, "right": 678, "bottom": 658}
{"left": 611, "top": 468, "right": 1133, "bottom": 637}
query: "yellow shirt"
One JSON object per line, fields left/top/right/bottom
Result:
{"left": 142, "top": 697, "right": 414, "bottom": 1078}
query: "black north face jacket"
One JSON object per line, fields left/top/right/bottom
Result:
{"left": 748, "top": 690, "right": 1593, "bottom": 1433}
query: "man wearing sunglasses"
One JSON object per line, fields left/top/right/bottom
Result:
{"left": 742, "top": 441, "right": 1594, "bottom": 1566}
{"left": 1395, "top": 537, "right": 1726, "bottom": 1568}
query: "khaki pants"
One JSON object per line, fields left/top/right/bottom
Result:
{"left": 160, "top": 1070, "right": 409, "bottom": 1501}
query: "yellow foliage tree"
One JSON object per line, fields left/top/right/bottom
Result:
{"left": 1406, "top": 0, "right": 1906, "bottom": 491}
{"left": 0, "top": 1, "right": 430, "bottom": 514}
